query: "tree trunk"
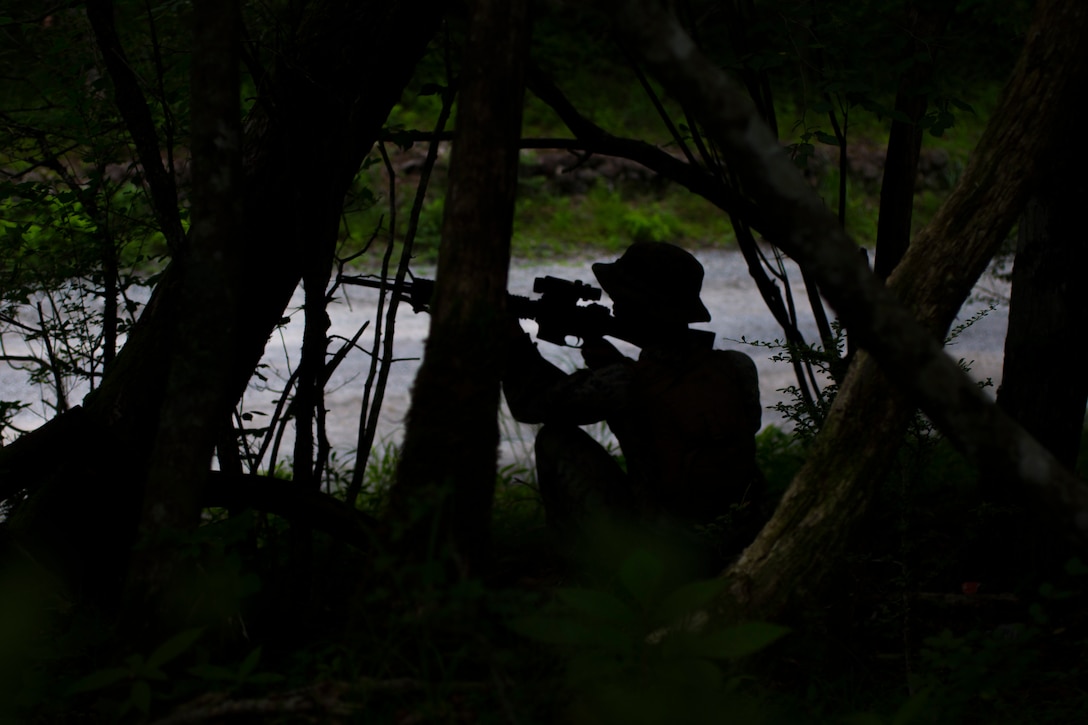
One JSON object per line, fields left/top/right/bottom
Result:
{"left": 120, "top": 0, "right": 243, "bottom": 638}
{"left": 1, "top": 0, "right": 444, "bottom": 606}
{"left": 976, "top": 159, "right": 1088, "bottom": 586}
{"left": 998, "top": 175, "right": 1088, "bottom": 472}
{"left": 608, "top": 0, "right": 1088, "bottom": 620}
{"left": 873, "top": 1, "right": 951, "bottom": 280}
{"left": 390, "top": 0, "right": 531, "bottom": 576}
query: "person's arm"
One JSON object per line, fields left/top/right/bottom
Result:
{"left": 580, "top": 336, "right": 627, "bottom": 369}
{"left": 502, "top": 328, "right": 568, "bottom": 423}
{"left": 503, "top": 326, "right": 635, "bottom": 425}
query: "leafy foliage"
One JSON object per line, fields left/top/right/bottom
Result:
{"left": 511, "top": 547, "right": 789, "bottom": 723}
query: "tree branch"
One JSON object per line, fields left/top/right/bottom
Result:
{"left": 608, "top": 0, "right": 1088, "bottom": 556}
{"left": 523, "top": 65, "right": 769, "bottom": 230}
{"left": 85, "top": 0, "right": 186, "bottom": 253}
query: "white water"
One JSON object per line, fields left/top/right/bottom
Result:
{"left": 234, "top": 247, "right": 1011, "bottom": 466}
{"left": 1, "top": 248, "right": 1010, "bottom": 466}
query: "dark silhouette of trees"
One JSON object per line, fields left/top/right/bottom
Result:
{"left": 2, "top": 0, "right": 445, "bottom": 618}
{"left": 0, "top": 0, "right": 1083, "bottom": 659}
{"left": 604, "top": 0, "right": 1088, "bottom": 618}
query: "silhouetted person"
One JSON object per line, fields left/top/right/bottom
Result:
{"left": 503, "top": 242, "right": 764, "bottom": 548}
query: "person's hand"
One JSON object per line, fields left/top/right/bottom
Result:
{"left": 504, "top": 313, "right": 528, "bottom": 341}
{"left": 503, "top": 314, "right": 538, "bottom": 365}
{"left": 580, "top": 336, "right": 625, "bottom": 369}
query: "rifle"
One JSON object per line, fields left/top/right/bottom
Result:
{"left": 338, "top": 273, "right": 714, "bottom": 349}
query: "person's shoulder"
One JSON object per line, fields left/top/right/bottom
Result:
{"left": 708, "top": 349, "right": 759, "bottom": 385}
{"left": 712, "top": 348, "right": 757, "bottom": 369}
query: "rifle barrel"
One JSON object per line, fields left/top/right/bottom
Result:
{"left": 337, "top": 275, "right": 715, "bottom": 349}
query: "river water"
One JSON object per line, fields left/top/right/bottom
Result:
{"left": 243, "top": 247, "right": 1010, "bottom": 466}
{"left": 1, "top": 248, "right": 1010, "bottom": 467}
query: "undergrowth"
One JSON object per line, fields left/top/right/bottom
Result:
{"left": 5, "top": 396, "right": 1087, "bottom": 724}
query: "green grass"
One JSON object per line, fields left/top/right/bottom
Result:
{"left": 342, "top": 158, "right": 740, "bottom": 266}
{"left": 355, "top": 27, "right": 998, "bottom": 264}
{"left": 359, "top": 3, "right": 1003, "bottom": 265}
{"left": 347, "top": 75, "right": 1000, "bottom": 266}
{"left": 513, "top": 185, "right": 737, "bottom": 258}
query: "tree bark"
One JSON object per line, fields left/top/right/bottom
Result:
{"left": 873, "top": 1, "right": 951, "bottom": 280}
{"left": 390, "top": 0, "right": 531, "bottom": 576}
{"left": 84, "top": 0, "right": 186, "bottom": 253}
{"left": 607, "top": 0, "right": 1088, "bottom": 619}
{"left": 997, "top": 173, "right": 1088, "bottom": 472}
{"left": 121, "top": 0, "right": 244, "bottom": 637}
{"left": 966, "top": 165, "right": 1088, "bottom": 587}
{"left": 1, "top": 0, "right": 444, "bottom": 605}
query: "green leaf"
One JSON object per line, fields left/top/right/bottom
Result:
{"left": 245, "top": 672, "right": 286, "bottom": 685}
{"left": 509, "top": 615, "right": 633, "bottom": 653}
{"left": 67, "top": 667, "right": 131, "bottom": 694}
{"left": 130, "top": 680, "right": 152, "bottom": 714}
{"left": 188, "top": 664, "right": 238, "bottom": 681}
{"left": 1064, "top": 556, "right": 1088, "bottom": 577}
{"left": 656, "top": 578, "right": 727, "bottom": 622}
{"left": 565, "top": 651, "right": 627, "bottom": 685}
{"left": 196, "top": 510, "right": 254, "bottom": 545}
{"left": 654, "top": 656, "right": 722, "bottom": 691}
{"left": 556, "top": 588, "right": 637, "bottom": 624}
{"left": 239, "top": 646, "right": 262, "bottom": 677}
{"left": 146, "top": 627, "right": 204, "bottom": 669}
{"left": 619, "top": 549, "right": 663, "bottom": 607}
{"left": 140, "top": 667, "right": 168, "bottom": 682}
{"left": 841, "top": 713, "right": 887, "bottom": 725}
{"left": 891, "top": 690, "right": 934, "bottom": 725}
{"left": 686, "top": 622, "right": 789, "bottom": 660}
{"left": 949, "top": 97, "right": 975, "bottom": 114}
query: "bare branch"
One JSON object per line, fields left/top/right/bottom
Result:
{"left": 345, "top": 75, "right": 456, "bottom": 507}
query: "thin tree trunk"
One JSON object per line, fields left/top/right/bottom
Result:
{"left": 874, "top": 2, "right": 951, "bottom": 280}
{"left": 286, "top": 261, "right": 334, "bottom": 622}
{"left": 390, "top": 0, "right": 531, "bottom": 576}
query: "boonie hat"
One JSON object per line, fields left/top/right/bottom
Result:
{"left": 592, "top": 242, "right": 711, "bottom": 323}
